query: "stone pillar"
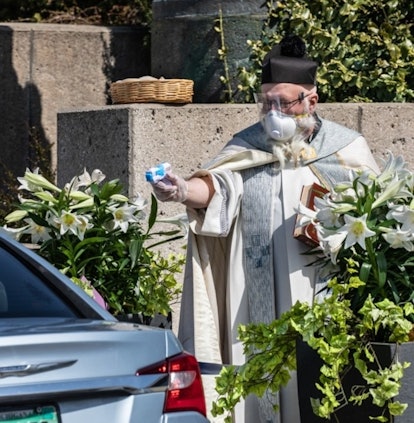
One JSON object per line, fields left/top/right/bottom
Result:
{"left": 151, "top": 0, "right": 266, "bottom": 103}
{"left": 0, "top": 23, "right": 149, "bottom": 182}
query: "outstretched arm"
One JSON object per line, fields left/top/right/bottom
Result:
{"left": 151, "top": 171, "right": 215, "bottom": 209}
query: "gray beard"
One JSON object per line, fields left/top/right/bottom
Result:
{"left": 264, "top": 114, "right": 317, "bottom": 168}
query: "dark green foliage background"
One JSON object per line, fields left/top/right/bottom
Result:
{"left": 236, "top": 0, "right": 414, "bottom": 102}
{"left": 0, "top": 0, "right": 152, "bottom": 26}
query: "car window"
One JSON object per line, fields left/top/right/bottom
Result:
{"left": 0, "top": 245, "right": 78, "bottom": 318}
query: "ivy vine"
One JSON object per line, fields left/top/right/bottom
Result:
{"left": 222, "top": 0, "right": 414, "bottom": 103}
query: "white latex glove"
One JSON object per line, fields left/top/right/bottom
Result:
{"left": 152, "top": 172, "right": 188, "bottom": 203}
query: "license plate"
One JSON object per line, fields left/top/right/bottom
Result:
{"left": 0, "top": 405, "right": 59, "bottom": 423}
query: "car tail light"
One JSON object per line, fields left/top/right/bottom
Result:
{"left": 137, "top": 351, "right": 207, "bottom": 416}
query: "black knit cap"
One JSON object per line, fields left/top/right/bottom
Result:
{"left": 261, "top": 35, "right": 318, "bottom": 85}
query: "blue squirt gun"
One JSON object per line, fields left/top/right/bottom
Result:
{"left": 145, "top": 163, "right": 172, "bottom": 184}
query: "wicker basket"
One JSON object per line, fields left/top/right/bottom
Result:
{"left": 110, "top": 78, "right": 194, "bottom": 104}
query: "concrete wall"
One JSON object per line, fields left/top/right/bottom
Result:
{"left": 56, "top": 102, "right": 414, "bottom": 223}
{"left": 2, "top": 22, "right": 414, "bottom": 190}
{"left": 152, "top": 0, "right": 266, "bottom": 102}
{"left": 0, "top": 23, "right": 149, "bottom": 180}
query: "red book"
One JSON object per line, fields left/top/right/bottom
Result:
{"left": 294, "top": 183, "right": 328, "bottom": 247}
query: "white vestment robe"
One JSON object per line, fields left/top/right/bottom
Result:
{"left": 178, "top": 118, "right": 380, "bottom": 423}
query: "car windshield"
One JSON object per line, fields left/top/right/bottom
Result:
{"left": 0, "top": 245, "right": 78, "bottom": 318}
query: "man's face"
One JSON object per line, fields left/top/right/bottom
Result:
{"left": 261, "top": 83, "right": 318, "bottom": 116}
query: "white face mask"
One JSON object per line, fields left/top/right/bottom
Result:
{"left": 255, "top": 91, "right": 315, "bottom": 142}
{"left": 263, "top": 110, "right": 297, "bottom": 141}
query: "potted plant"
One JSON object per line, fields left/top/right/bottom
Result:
{"left": 2, "top": 168, "right": 186, "bottom": 326}
{"left": 212, "top": 153, "right": 414, "bottom": 422}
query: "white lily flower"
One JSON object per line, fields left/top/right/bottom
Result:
{"left": 355, "top": 168, "right": 377, "bottom": 187}
{"left": 34, "top": 190, "right": 58, "bottom": 204}
{"left": 404, "top": 172, "right": 414, "bottom": 193}
{"left": 4, "top": 209, "right": 28, "bottom": 223}
{"left": 67, "top": 169, "right": 106, "bottom": 192}
{"left": 54, "top": 210, "right": 83, "bottom": 237}
{"left": 314, "top": 197, "right": 342, "bottom": 228}
{"left": 110, "top": 194, "right": 129, "bottom": 203}
{"left": 157, "top": 213, "right": 190, "bottom": 239}
{"left": 332, "top": 180, "right": 354, "bottom": 193}
{"left": 64, "top": 175, "right": 79, "bottom": 193}
{"left": 316, "top": 226, "right": 347, "bottom": 264}
{"left": 109, "top": 203, "right": 138, "bottom": 233}
{"left": 293, "top": 152, "right": 414, "bottom": 312}
{"left": 76, "top": 215, "right": 94, "bottom": 241}
{"left": 380, "top": 226, "right": 414, "bottom": 251}
{"left": 377, "top": 152, "right": 407, "bottom": 186}
{"left": 21, "top": 169, "right": 61, "bottom": 193}
{"left": 2, "top": 225, "right": 27, "bottom": 240}
{"left": 77, "top": 168, "right": 106, "bottom": 188}
{"left": 23, "top": 218, "right": 52, "bottom": 243}
{"left": 44, "top": 211, "right": 60, "bottom": 237}
{"left": 372, "top": 177, "right": 406, "bottom": 209}
{"left": 295, "top": 202, "right": 317, "bottom": 227}
{"left": 386, "top": 204, "right": 414, "bottom": 232}
{"left": 17, "top": 168, "right": 40, "bottom": 192}
{"left": 316, "top": 208, "right": 342, "bottom": 228}
{"left": 130, "top": 193, "right": 147, "bottom": 211}
{"left": 90, "top": 169, "right": 106, "bottom": 184}
{"left": 342, "top": 214, "right": 376, "bottom": 250}
{"left": 70, "top": 198, "right": 94, "bottom": 210}
{"left": 69, "top": 190, "right": 92, "bottom": 202}
{"left": 329, "top": 202, "right": 357, "bottom": 214}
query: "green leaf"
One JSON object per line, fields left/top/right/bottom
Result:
{"left": 376, "top": 251, "right": 387, "bottom": 288}
{"left": 147, "top": 194, "right": 158, "bottom": 230}
{"left": 129, "top": 238, "right": 143, "bottom": 268}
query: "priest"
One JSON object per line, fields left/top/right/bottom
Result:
{"left": 150, "top": 34, "right": 379, "bottom": 422}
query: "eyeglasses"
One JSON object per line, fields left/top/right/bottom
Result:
{"left": 255, "top": 92, "right": 312, "bottom": 113}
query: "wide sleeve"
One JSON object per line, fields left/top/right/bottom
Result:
{"left": 337, "top": 135, "right": 380, "bottom": 174}
{"left": 186, "top": 168, "right": 243, "bottom": 237}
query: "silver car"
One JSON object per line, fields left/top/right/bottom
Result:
{"left": 0, "top": 230, "right": 209, "bottom": 423}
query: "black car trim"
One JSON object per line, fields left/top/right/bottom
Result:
{"left": 0, "top": 234, "right": 109, "bottom": 320}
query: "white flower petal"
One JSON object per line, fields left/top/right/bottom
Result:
{"left": 342, "top": 214, "right": 375, "bottom": 250}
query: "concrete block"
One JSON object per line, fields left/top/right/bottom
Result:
{"left": 0, "top": 23, "right": 149, "bottom": 179}
{"left": 359, "top": 103, "right": 414, "bottom": 165}
{"left": 57, "top": 103, "right": 258, "bottom": 219}
{"left": 57, "top": 103, "right": 414, "bottom": 220}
